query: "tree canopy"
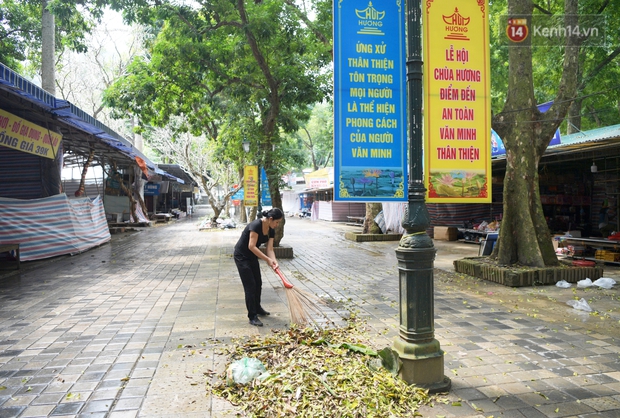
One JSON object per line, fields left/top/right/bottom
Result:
{"left": 490, "top": 0, "right": 620, "bottom": 134}
{"left": 0, "top": 0, "right": 106, "bottom": 73}
{"left": 103, "top": 0, "right": 332, "bottom": 244}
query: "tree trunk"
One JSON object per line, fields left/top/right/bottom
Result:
{"left": 40, "top": 0, "right": 59, "bottom": 197}
{"left": 495, "top": 125, "right": 555, "bottom": 267}
{"left": 363, "top": 203, "right": 382, "bottom": 234}
{"left": 238, "top": 167, "right": 247, "bottom": 223}
{"left": 116, "top": 170, "right": 139, "bottom": 223}
{"left": 75, "top": 149, "right": 95, "bottom": 197}
{"left": 492, "top": 0, "right": 580, "bottom": 267}
{"left": 238, "top": 0, "right": 284, "bottom": 245}
{"left": 264, "top": 153, "right": 285, "bottom": 246}
{"left": 567, "top": 98, "right": 582, "bottom": 134}
{"left": 133, "top": 165, "right": 148, "bottom": 216}
{"left": 587, "top": 104, "right": 602, "bottom": 127}
{"left": 207, "top": 194, "right": 222, "bottom": 223}
{"left": 41, "top": 0, "right": 55, "bottom": 95}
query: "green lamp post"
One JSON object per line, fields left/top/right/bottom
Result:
{"left": 391, "top": 0, "right": 451, "bottom": 393}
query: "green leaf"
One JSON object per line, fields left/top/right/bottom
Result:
{"left": 340, "top": 343, "right": 377, "bottom": 356}
{"left": 378, "top": 347, "right": 401, "bottom": 376}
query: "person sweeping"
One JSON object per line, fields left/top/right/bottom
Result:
{"left": 234, "top": 208, "right": 283, "bottom": 327}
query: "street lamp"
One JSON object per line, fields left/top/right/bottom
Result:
{"left": 391, "top": 0, "right": 450, "bottom": 392}
{"left": 242, "top": 139, "right": 250, "bottom": 153}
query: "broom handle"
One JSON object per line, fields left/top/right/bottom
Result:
{"left": 274, "top": 267, "right": 294, "bottom": 289}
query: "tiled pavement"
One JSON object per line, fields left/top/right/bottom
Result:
{"left": 2, "top": 209, "right": 620, "bottom": 417}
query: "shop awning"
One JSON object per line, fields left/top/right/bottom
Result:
{"left": 0, "top": 63, "right": 179, "bottom": 181}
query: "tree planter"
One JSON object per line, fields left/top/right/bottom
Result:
{"left": 344, "top": 232, "right": 402, "bottom": 242}
{"left": 260, "top": 245, "right": 294, "bottom": 259}
{"left": 453, "top": 257, "right": 603, "bottom": 287}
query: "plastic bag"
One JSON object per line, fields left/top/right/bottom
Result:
{"left": 593, "top": 277, "right": 616, "bottom": 289}
{"left": 226, "top": 357, "right": 267, "bottom": 385}
{"left": 577, "top": 278, "right": 593, "bottom": 288}
{"left": 566, "top": 298, "right": 593, "bottom": 312}
{"left": 555, "top": 280, "right": 571, "bottom": 288}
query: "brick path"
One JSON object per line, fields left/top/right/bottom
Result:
{"left": 1, "top": 208, "right": 620, "bottom": 417}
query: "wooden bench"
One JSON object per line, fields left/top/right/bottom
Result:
{"left": 346, "top": 216, "right": 365, "bottom": 227}
{"left": 0, "top": 244, "right": 20, "bottom": 270}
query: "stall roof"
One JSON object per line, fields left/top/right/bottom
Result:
{"left": 492, "top": 123, "right": 620, "bottom": 165}
{"left": 158, "top": 164, "right": 197, "bottom": 187}
{"left": 545, "top": 124, "right": 620, "bottom": 156}
{"left": 154, "top": 167, "right": 184, "bottom": 184}
{"left": 0, "top": 63, "right": 181, "bottom": 181}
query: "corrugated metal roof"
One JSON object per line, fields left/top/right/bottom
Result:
{"left": 552, "top": 124, "right": 620, "bottom": 147}
{"left": 543, "top": 124, "right": 620, "bottom": 157}
{"left": 0, "top": 62, "right": 183, "bottom": 182}
{"left": 492, "top": 123, "right": 620, "bottom": 162}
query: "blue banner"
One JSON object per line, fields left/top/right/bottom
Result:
{"left": 261, "top": 168, "right": 272, "bottom": 206}
{"left": 231, "top": 187, "right": 244, "bottom": 200}
{"left": 333, "top": 0, "right": 407, "bottom": 202}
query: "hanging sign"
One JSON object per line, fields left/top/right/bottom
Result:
{"left": 333, "top": 0, "right": 408, "bottom": 202}
{"left": 243, "top": 166, "right": 259, "bottom": 207}
{"left": 0, "top": 109, "right": 62, "bottom": 159}
{"left": 144, "top": 183, "right": 161, "bottom": 196}
{"left": 260, "top": 168, "right": 272, "bottom": 207}
{"left": 423, "top": 0, "right": 492, "bottom": 203}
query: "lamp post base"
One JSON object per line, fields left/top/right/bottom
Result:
{"left": 393, "top": 338, "right": 451, "bottom": 393}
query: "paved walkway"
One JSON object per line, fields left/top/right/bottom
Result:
{"left": 2, "top": 209, "right": 620, "bottom": 417}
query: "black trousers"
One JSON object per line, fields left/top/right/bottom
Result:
{"left": 234, "top": 253, "right": 262, "bottom": 320}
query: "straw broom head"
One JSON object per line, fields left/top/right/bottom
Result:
{"left": 275, "top": 267, "right": 325, "bottom": 326}
{"left": 284, "top": 287, "right": 325, "bottom": 325}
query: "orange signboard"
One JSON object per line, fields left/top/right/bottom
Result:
{"left": 423, "top": 1, "right": 491, "bottom": 203}
{"left": 243, "top": 166, "right": 259, "bottom": 207}
{"left": 0, "top": 109, "right": 62, "bottom": 159}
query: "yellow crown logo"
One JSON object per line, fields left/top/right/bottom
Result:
{"left": 355, "top": 2, "right": 386, "bottom": 36}
{"left": 442, "top": 8, "right": 470, "bottom": 41}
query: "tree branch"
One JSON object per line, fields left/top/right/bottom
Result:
{"left": 531, "top": 1, "right": 552, "bottom": 15}
{"left": 578, "top": 46, "right": 620, "bottom": 91}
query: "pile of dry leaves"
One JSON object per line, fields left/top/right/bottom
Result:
{"left": 207, "top": 316, "right": 444, "bottom": 417}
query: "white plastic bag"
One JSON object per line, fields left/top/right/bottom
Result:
{"left": 577, "top": 278, "right": 593, "bottom": 288}
{"left": 566, "top": 298, "right": 593, "bottom": 312}
{"left": 226, "top": 357, "right": 267, "bottom": 385}
{"left": 593, "top": 277, "right": 616, "bottom": 289}
{"left": 555, "top": 280, "right": 571, "bottom": 288}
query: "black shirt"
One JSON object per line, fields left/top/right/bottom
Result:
{"left": 234, "top": 218, "right": 275, "bottom": 259}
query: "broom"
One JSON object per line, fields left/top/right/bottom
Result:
{"left": 273, "top": 267, "right": 325, "bottom": 326}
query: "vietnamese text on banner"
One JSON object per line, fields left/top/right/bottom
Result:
{"left": 423, "top": 1, "right": 492, "bottom": 203}
{"left": 333, "top": 0, "right": 408, "bottom": 202}
{"left": 0, "top": 109, "right": 62, "bottom": 159}
{"left": 243, "top": 166, "right": 259, "bottom": 207}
